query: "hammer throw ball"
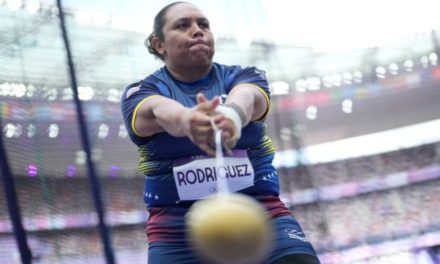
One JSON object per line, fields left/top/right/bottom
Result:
{"left": 186, "top": 193, "right": 273, "bottom": 264}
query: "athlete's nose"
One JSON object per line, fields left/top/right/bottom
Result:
{"left": 191, "top": 23, "right": 204, "bottom": 38}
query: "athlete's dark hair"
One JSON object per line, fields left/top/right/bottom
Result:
{"left": 144, "top": 1, "right": 190, "bottom": 61}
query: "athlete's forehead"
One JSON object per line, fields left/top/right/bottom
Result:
{"left": 164, "top": 3, "right": 208, "bottom": 24}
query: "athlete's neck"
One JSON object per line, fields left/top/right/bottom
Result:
{"left": 165, "top": 64, "right": 213, "bottom": 83}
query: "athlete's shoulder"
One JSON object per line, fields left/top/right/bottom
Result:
{"left": 130, "top": 67, "right": 168, "bottom": 88}
{"left": 122, "top": 67, "right": 169, "bottom": 99}
{"left": 213, "top": 62, "right": 244, "bottom": 73}
{"left": 213, "top": 62, "right": 266, "bottom": 78}
{"left": 212, "top": 63, "right": 247, "bottom": 82}
{"left": 122, "top": 80, "right": 142, "bottom": 100}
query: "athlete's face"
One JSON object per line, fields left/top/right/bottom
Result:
{"left": 156, "top": 3, "right": 215, "bottom": 70}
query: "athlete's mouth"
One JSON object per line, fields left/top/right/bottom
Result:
{"left": 190, "top": 39, "right": 208, "bottom": 47}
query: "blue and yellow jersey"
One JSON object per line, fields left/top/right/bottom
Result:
{"left": 121, "top": 63, "right": 279, "bottom": 206}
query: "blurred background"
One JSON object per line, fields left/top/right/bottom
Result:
{"left": 1, "top": 0, "right": 440, "bottom": 263}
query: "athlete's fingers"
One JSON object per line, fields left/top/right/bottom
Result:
{"left": 192, "top": 124, "right": 213, "bottom": 139}
{"left": 186, "top": 94, "right": 224, "bottom": 156}
{"left": 196, "top": 93, "right": 220, "bottom": 106}
{"left": 215, "top": 117, "right": 235, "bottom": 130}
{"left": 196, "top": 95, "right": 220, "bottom": 113}
{"left": 214, "top": 118, "right": 236, "bottom": 138}
{"left": 189, "top": 111, "right": 214, "bottom": 127}
{"left": 210, "top": 96, "right": 220, "bottom": 108}
{"left": 196, "top": 93, "right": 208, "bottom": 104}
{"left": 188, "top": 123, "right": 214, "bottom": 146}
{"left": 221, "top": 130, "right": 232, "bottom": 141}
{"left": 198, "top": 142, "right": 216, "bottom": 157}
{"left": 193, "top": 136, "right": 215, "bottom": 156}
{"left": 211, "top": 113, "right": 240, "bottom": 150}
{"left": 211, "top": 113, "right": 225, "bottom": 123}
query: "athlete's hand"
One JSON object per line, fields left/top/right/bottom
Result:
{"left": 212, "top": 114, "right": 238, "bottom": 151}
{"left": 180, "top": 93, "right": 220, "bottom": 156}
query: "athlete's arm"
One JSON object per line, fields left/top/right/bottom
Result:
{"left": 225, "top": 84, "right": 269, "bottom": 125}
{"left": 213, "top": 84, "right": 269, "bottom": 143}
{"left": 133, "top": 93, "right": 221, "bottom": 156}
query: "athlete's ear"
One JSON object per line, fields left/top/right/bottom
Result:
{"left": 151, "top": 36, "right": 165, "bottom": 56}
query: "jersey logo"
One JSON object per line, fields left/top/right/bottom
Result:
{"left": 220, "top": 94, "right": 228, "bottom": 104}
{"left": 284, "top": 228, "right": 309, "bottom": 242}
{"left": 126, "top": 85, "right": 141, "bottom": 98}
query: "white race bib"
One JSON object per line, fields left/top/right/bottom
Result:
{"left": 173, "top": 151, "right": 254, "bottom": 200}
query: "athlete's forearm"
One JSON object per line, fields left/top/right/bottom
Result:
{"left": 134, "top": 94, "right": 220, "bottom": 154}
{"left": 224, "top": 84, "right": 269, "bottom": 126}
{"left": 134, "top": 96, "right": 188, "bottom": 137}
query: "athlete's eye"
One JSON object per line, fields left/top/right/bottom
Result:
{"left": 199, "top": 22, "right": 210, "bottom": 29}
{"left": 176, "top": 23, "right": 189, "bottom": 30}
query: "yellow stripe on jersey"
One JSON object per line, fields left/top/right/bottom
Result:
{"left": 262, "top": 135, "right": 276, "bottom": 155}
{"left": 138, "top": 146, "right": 154, "bottom": 175}
{"left": 131, "top": 95, "right": 161, "bottom": 137}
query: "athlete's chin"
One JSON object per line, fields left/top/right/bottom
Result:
{"left": 189, "top": 54, "right": 214, "bottom": 67}
{"left": 189, "top": 46, "right": 214, "bottom": 58}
